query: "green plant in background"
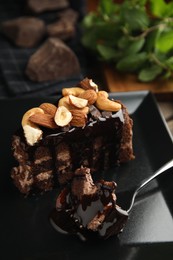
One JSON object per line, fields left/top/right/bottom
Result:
{"left": 81, "top": 0, "right": 173, "bottom": 82}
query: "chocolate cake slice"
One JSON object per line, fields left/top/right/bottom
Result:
{"left": 50, "top": 167, "right": 128, "bottom": 240}
{"left": 11, "top": 78, "right": 134, "bottom": 194}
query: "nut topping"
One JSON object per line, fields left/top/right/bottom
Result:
{"left": 58, "top": 96, "right": 74, "bottom": 110}
{"left": 62, "top": 87, "right": 85, "bottom": 97}
{"left": 54, "top": 106, "right": 72, "bottom": 127}
{"left": 70, "top": 109, "right": 87, "bottom": 127}
{"left": 29, "top": 113, "right": 58, "bottom": 129}
{"left": 96, "top": 91, "right": 121, "bottom": 112}
{"left": 78, "top": 89, "right": 97, "bottom": 105}
{"left": 39, "top": 103, "right": 57, "bottom": 117}
{"left": 69, "top": 94, "right": 88, "bottom": 108}
{"left": 20, "top": 78, "right": 122, "bottom": 145}
{"left": 78, "top": 77, "right": 98, "bottom": 92}
{"left": 22, "top": 107, "right": 44, "bottom": 146}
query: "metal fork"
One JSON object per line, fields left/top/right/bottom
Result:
{"left": 117, "top": 158, "right": 173, "bottom": 213}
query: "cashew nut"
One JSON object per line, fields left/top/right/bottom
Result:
{"left": 95, "top": 91, "right": 121, "bottom": 112}
{"left": 62, "top": 87, "right": 85, "bottom": 97}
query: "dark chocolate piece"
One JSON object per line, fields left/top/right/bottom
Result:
{"left": 47, "top": 9, "right": 78, "bottom": 41}
{"left": 1, "top": 17, "right": 46, "bottom": 48}
{"left": 47, "top": 20, "right": 75, "bottom": 40}
{"left": 89, "top": 105, "right": 102, "bottom": 120}
{"left": 25, "top": 38, "right": 80, "bottom": 82}
{"left": 50, "top": 167, "right": 128, "bottom": 240}
{"left": 57, "top": 8, "right": 79, "bottom": 24}
{"left": 27, "top": 0, "right": 69, "bottom": 14}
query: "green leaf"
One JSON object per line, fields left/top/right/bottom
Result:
{"left": 149, "top": 0, "right": 173, "bottom": 18}
{"left": 97, "top": 44, "right": 121, "bottom": 61}
{"left": 138, "top": 65, "right": 162, "bottom": 82}
{"left": 145, "top": 30, "right": 158, "bottom": 52}
{"left": 116, "top": 52, "right": 147, "bottom": 72}
{"left": 125, "top": 38, "right": 145, "bottom": 55}
{"left": 155, "top": 29, "right": 173, "bottom": 53}
{"left": 99, "top": 0, "right": 118, "bottom": 16}
{"left": 120, "top": 6, "right": 149, "bottom": 30}
{"left": 165, "top": 56, "right": 173, "bottom": 70}
{"left": 82, "top": 13, "right": 97, "bottom": 28}
{"left": 163, "top": 70, "right": 172, "bottom": 79}
{"left": 81, "top": 0, "right": 173, "bottom": 82}
{"left": 117, "top": 36, "right": 129, "bottom": 49}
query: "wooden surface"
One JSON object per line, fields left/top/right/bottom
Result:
{"left": 104, "top": 67, "right": 173, "bottom": 136}
{"left": 103, "top": 65, "right": 173, "bottom": 100}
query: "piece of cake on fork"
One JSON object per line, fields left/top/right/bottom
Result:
{"left": 50, "top": 166, "right": 129, "bottom": 240}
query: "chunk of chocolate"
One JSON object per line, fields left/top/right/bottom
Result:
{"left": 47, "top": 20, "right": 75, "bottom": 40}
{"left": 50, "top": 167, "right": 128, "bottom": 240}
{"left": 89, "top": 105, "right": 102, "bottom": 120}
{"left": 25, "top": 38, "right": 80, "bottom": 82}
{"left": 47, "top": 9, "right": 78, "bottom": 41}
{"left": 57, "top": 8, "right": 79, "bottom": 24}
{"left": 1, "top": 17, "right": 46, "bottom": 48}
{"left": 27, "top": 0, "right": 69, "bottom": 14}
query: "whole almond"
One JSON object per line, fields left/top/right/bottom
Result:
{"left": 39, "top": 103, "right": 57, "bottom": 117}
{"left": 29, "top": 113, "right": 58, "bottom": 129}
{"left": 78, "top": 89, "right": 97, "bottom": 105}
{"left": 70, "top": 107, "right": 89, "bottom": 115}
{"left": 70, "top": 109, "right": 87, "bottom": 127}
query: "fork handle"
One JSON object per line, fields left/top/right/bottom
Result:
{"left": 138, "top": 158, "right": 173, "bottom": 191}
{"left": 127, "top": 158, "right": 173, "bottom": 213}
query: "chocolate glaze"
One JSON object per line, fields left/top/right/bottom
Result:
{"left": 50, "top": 167, "right": 128, "bottom": 240}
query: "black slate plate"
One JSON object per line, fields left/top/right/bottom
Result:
{"left": 1, "top": 91, "right": 173, "bottom": 259}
